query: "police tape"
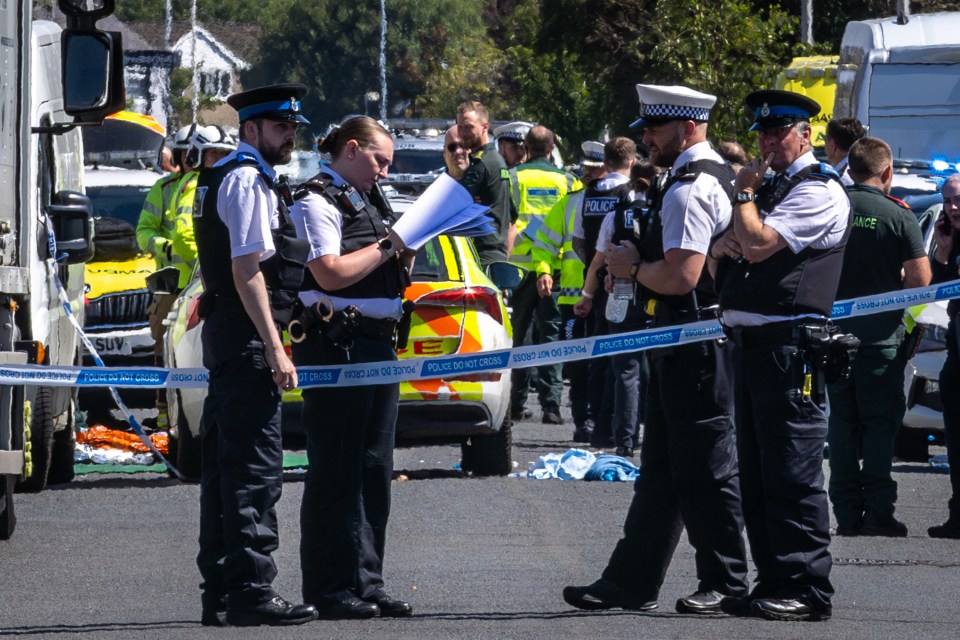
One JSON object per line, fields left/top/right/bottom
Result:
{"left": 1, "top": 278, "right": 958, "bottom": 391}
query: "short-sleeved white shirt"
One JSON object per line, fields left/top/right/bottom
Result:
{"left": 660, "top": 141, "right": 732, "bottom": 256}
{"left": 214, "top": 142, "right": 279, "bottom": 261}
{"left": 289, "top": 167, "right": 403, "bottom": 320}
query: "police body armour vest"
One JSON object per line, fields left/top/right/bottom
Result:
{"left": 194, "top": 154, "right": 309, "bottom": 324}
{"left": 295, "top": 174, "right": 404, "bottom": 300}
{"left": 717, "top": 163, "right": 850, "bottom": 317}
{"left": 580, "top": 179, "right": 635, "bottom": 269}
{"left": 636, "top": 160, "right": 735, "bottom": 322}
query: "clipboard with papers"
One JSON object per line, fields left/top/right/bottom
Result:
{"left": 390, "top": 173, "right": 496, "bottom": 250}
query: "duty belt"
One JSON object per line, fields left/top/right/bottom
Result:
{"left": 723, "top": 319, "right": 809, "bottom": 347}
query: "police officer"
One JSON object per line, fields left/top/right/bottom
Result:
{"left": 192, "top": 83, "right": 317, "bottom": 627}
{"left": 711, "top": 89, "right": 850, "bottom": 621}
{"left": 457, "top": 101, "right": 516, "bottom": 266}
{"left": 573, "top": 138, "right": 636, "bottom": 449}
{"left": 563, "top": 84, "right": 748, "bottom": 615}
{"left": 929, "top": 174, "right": 960, "bottom": 538}
{"left": 509, "top": 125, "right": 582, "bottom": 424}
{"left": 828, "top": 137, "right": 930, "bottom": 537}
{"left": 493, "top": 120, "right": 533, "bottom": 169}
{"left": 289, "top": 116, "right": 413, "bottom": 620}
{"left": 823, "top": 118, "right": 866, "bottom": 186}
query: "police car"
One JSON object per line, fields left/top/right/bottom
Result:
{"left": 164, "top": 200, "right": 514, "bottom": 479}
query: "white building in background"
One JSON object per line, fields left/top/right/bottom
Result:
{"left": 171, "top": 26, "right": 250, "bottom": 102}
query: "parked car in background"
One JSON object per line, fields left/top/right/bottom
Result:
{"left": 79, "top": 112, "right": 167, "bottom": 425}
{"left": 165, "top": 191, "right": 514, "bottom": 479}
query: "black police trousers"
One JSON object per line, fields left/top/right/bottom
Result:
{"left": 731, "top": 323, "right": 834, "bottom": 609}
{"left": 292, "top": 329, "right": 398, "bottom": 606}
{"left": 197, "top": 310, "right": 283, "bottom": 610}
{"left": 939, "top": 319, "right": 960, "bottom": 520}
{"left": 602, "top": 340, "right": 748, "bottom": 600}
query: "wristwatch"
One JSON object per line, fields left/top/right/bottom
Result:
{"left": 628, "top": 262, "right": 641, "bottom": 280}
{"left": 735, "top": 190, "right": 756, "bottom": 204}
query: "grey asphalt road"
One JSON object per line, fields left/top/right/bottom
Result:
{"left": 1, "top": 410, "right": 960, "bottom": 639}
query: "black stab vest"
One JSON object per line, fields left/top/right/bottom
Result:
{"left": 717, "top": 163, "right": 851, "bottom": 317}
{"left": 635, "top": 160, "right": 735, "bottom": 323}
{"left": 295, "top": 173, "right": 404, "bottom": 299}
{"left": 194, "top": 153, "right": 309, "bottom": 324}
{"left": 580, "top": 178, "right": 635, "bottom": 269}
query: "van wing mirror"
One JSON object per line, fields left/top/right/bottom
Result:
{"left": 47, "top": 190, "right": 95, "bottom": 265}
{"left": 61, "top": 29, "right": 125, "bottom": 123}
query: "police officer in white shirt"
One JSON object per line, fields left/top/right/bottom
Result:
{"left": 564, "top": 84, "right": 748, "bottom": 615}
{"left": 711, "top": 89, "right": 850, "bottom": 622}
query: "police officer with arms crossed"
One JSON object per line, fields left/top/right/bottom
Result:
{"left": 563, "top": 85, "right": 748, "bottom": 615}
{"left": 192, "top": 83, "right": 317, "bottom": 627}
{"left": 827, "top": 137, "right": 930, "bottom": 538}
{"left": 711, "top": 89, "right": 850, "bottom": 622}
{"left": 289, "top": 116, "right": 413, "bottom": 620}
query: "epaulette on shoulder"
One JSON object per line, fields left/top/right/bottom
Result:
{"left": 295, "top": 173, "right": 340, "bottom": 202}
{"left": 808, "top": 162, "right": 842, "bottom": 183}
{"left": 884, "top": 193, "right": 911, "bottom": 209}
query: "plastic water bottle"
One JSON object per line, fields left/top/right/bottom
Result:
{"left": 606, "top": 293, "right": 628, "bottom": 323}
{"left": 612, "top": 277, "right": 634, "bottom": 301}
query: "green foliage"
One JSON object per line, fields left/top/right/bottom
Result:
{"left": 642, "top": 0, "right": 798, "bottom": 148}
{"left": 168, "top": 67, "right": 218, "bottom": 129}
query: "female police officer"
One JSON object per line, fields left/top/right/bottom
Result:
{"left": 289, "top": 116, "right": 413, "bottom": 620}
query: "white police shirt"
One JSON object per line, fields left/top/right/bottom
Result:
{"left": 215, "top": 142, "right": 278, "bottom": 260}
{"left": 660, "top": 141, "right": 732, "bottom": 256}
{"left": 722, "top": 150, "right": 850, "bottom": 327}
{"left": 290, "top": 165, "right": 403, "bottom": 320}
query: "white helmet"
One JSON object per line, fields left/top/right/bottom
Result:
{"left": 172, "top": 125, "right": 193, "bottom": 150}
{"left": 186, "top": 125, "right": 237, "bottom": 168}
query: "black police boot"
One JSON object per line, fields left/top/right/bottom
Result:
{"left": 562, "top": 579, "right": 657, "bottom": 612}
{"left": 859, "top": 512, "right": 907, "bottom": 537}
{"left": 314, "top": 595, "right": 380, "bottom": 620}
{"left": 676, "top": 590, "right": 725, "bottom": 614}
{"left": 365, "top": 589, "right": 413, "bottom": 617}
{"left": 928, "top": 518, "right": 960, "bottom": 539}
{"left": 225, "top": 596, "right": 318, "bottom": 627}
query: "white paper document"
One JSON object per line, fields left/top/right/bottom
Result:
{"left": 390, "top": 172, "right": 495, "bottom": 250}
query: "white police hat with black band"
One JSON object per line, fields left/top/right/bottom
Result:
{"left": 581, "top": 140, "right": 605, "bottom": 167}
{"left": 630, "top": 84, "right": 717, "bottom": 129}
{"left": 493, "top": 121, "right": 534, "bottom": 143}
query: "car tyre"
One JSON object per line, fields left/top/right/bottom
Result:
{"left": 16, "top": 387, "right": 55, "bottom": 493}
{"left": 0, "top": 474, "right": 16, "bottom": 540}
{"left": 466, "top": 414, "right": 513, "bottom": 477}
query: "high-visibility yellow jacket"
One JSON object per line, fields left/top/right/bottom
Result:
{"left": 509, "top": 158, "right": 582, "bottom": 268}
{"left": 531, "top": 191, "right": 586, "bottom": 305}
{"left": 135, "top": 170, "right": 197, "bottom": 289}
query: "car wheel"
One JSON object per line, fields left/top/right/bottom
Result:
{"left": 0, "top": 475, "right": 16, "bottom": 540}
{"left": 16, "top": 387, "right": 55, "bottom": 493}
{"left": 466, "top": 414, "right": 513, "bottom": 477}
{"left": 895, "top": 425, "right": 931, "bottom": 462}
{"left": 174, "top": 391, "right": 202, "bottom": 483}
{"left": 47, "top": 425, "right": 76, "bottom": 486}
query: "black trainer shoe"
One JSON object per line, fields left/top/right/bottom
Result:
{"left": 928, "top": 518, "right": 960, "bottom": 539}
{"left": 615, "top": 446, "right": 634, "bottom": 458}
{"left": 200, "top": 610, "right": 228, "bottom": 627}
{"left": 562, "top": 579, "right": 657, "bottom": 612}
{"left": 859, "top": 512, "right": 907, "bottom": 537}
{"left": 573, "top": 426, "right": 593, "bottom": 443}
{"left": 226, "top": 596, "right": 318, "bottom": 627}
{"left": 676, "top": 590, "right": 725, "bottom": 614}
{"left": 751, "top": 597, "right": 831, "bottom": 622}
{"left": 542, "top": 410, "right": 564, "bottom": 425}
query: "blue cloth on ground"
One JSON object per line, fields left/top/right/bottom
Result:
{"left": 523, "top": 449, "right": 639, "bottom": 481}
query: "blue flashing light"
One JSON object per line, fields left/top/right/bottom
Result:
{"left": 932, "top": 159, "right": 950, "bottom": 172}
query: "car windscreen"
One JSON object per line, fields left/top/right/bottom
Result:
{"left": 410, "top": 236, "right": 452, "bottom": 282}
{"left": 390, "top": 149, "right": 444, "bottom": 175}
{"left": 86, "top": 185, "right": 152, "bottom": 227}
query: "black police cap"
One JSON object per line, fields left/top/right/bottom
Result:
{"left": 745, "top": 89, "right": 820, "bottom": 132}
{"left": 227, "top": 83, "right": 310, "bottom": 124}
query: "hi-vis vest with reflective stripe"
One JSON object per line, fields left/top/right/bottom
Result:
{"left": 509, "top": 159, "right": 581, "bottom": 267}
{"left": 530, "top": 190, "right": 586, "bottom": 305}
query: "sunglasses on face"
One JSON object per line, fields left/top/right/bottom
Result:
{"left": 446, "top": 143, "right": 466, "bottom": 153}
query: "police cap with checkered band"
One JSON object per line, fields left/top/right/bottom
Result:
{"left": 630, "top": 84, "right": 717, "bottom": 129}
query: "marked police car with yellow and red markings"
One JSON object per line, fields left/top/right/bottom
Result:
{"left": 164, "top": 218, "right": 514, "bottom": 479}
